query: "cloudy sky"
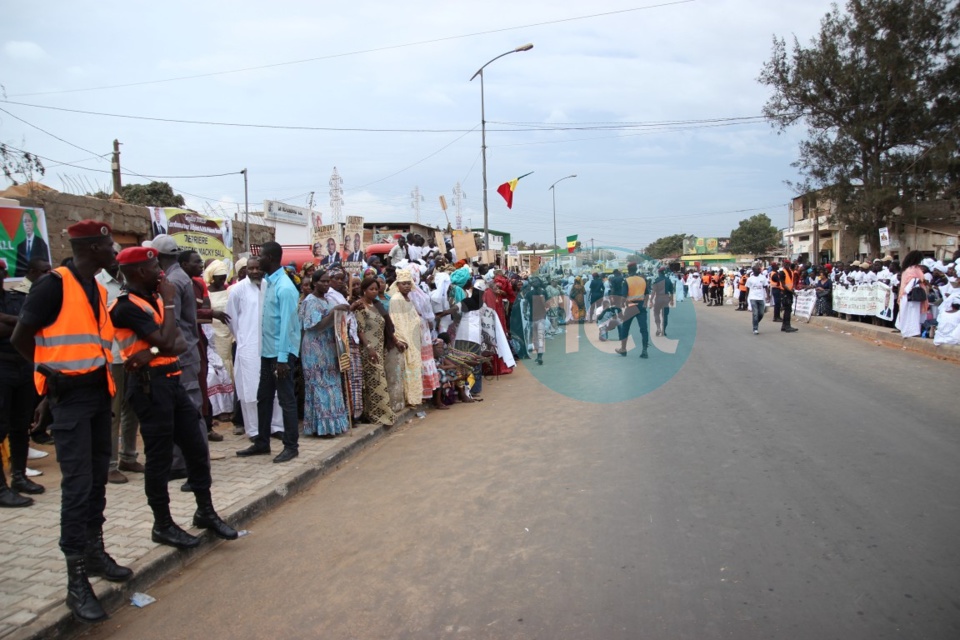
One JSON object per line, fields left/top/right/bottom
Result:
{"left": 2, "top": 0, "right": 831, "bottom": 251}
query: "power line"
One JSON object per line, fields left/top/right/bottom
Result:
{"left": 6, "top": 1, "right": 696, "bottom": 98}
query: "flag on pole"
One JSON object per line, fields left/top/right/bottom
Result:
{"left": 496, "top": 172, "right": 534, "bottom": 209}
{"left": 566, "top": 234, "right": 578, "bottom": 253}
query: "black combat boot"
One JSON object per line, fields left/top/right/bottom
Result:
{"left": 65, "top": 555, "right": 108, "bottom": 623}
{"left": 10, "top": 469, "right": 45, "bottom": 495}
{"left": 151, "top": 507, "right": 202, "bottom": 549}
{"left": 193, "top": 490, "right": 239, "bottom": 540}
{"left": 84, "top": 528, "right": 133, "bottom": 582}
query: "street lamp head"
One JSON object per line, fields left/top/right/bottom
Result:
{"left": 515, "top": 43, "right": 534, "bottom": 52}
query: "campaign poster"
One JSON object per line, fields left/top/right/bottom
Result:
{"left": 343, "top": 216, "right": 365, "bottom": 273}
{"left": 0, "top": 206, "right": 52, "bottom": 283}
{"left": 793, "top": 289, "right": 817, "bottom": 321}
{"left": 313, "top": 223, "right": 343, "bottom": 268}
{"left": 155, "top": 207, "right": 233, "bottom": 275}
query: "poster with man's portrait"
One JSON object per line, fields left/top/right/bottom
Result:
{"left": 343, "top": 216, "right": 364, "bottom": 272}
{"left": 0, "top": 206, "right": 52, "bottom": 282}
{"left": 313, "top": 224, "right": 343, "bottom": 267}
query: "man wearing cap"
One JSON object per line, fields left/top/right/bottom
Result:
{"left": 615, "top": 262, "right": 650, "bottom": 359}
{"left": 108, "top": 247, "right": 238, "bottom": 550}
{"left": 150, "top": 235, "right": 201, "bottom": 478}
{"left": 11, "top": 220, "right": 132, "bottom": 623}
{"left": 95, "top": 244, "right": 143, "bottom": 484}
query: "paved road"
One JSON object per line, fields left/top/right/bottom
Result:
{"left": 80, "top": 304, "right": 960, "bottom": 640}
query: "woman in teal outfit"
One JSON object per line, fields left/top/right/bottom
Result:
{"left": 298, "top": 270, "right": 351, "bottom": 436}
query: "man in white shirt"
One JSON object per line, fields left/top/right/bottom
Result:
{"left": 745, "top": 263, "right": 769, "bottom": 334}
{"left": 225, "top": 257, "right": 283, "bottom": 439}
{"left": 387, "top": 236, "right": 408, "bottom": 265}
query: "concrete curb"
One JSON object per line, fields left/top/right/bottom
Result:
{"left": 803, "top": 315, "right": 960, "bottom": 364}
{"left": 9, "top": 410, "right": 414, "bottom": 640}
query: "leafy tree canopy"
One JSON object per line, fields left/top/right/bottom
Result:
{"left": 728, "top": 213, "right": 781, "bottom": 255}
{"left": 759, "top": 0, "right": 960, "bottom": 254}
{"left": 93, "top": 181, "right": 185, "bottom": 207}
{"left": 643, "top": 234, "right": 688, "bottom": 259}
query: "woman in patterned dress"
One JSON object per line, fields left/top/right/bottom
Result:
{"left": 354, "top": 277, "right": 396, "bottom": 426}
{"left": 298, "top": 271, "right": 350, "bottom": 436}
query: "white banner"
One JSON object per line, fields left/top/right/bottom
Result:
{"left": 793, "top": 289, "right": 817, "bottom": 320}
{"left": 832, "top": 282, "right": 895, "bottom": 320}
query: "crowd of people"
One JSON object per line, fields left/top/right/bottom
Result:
{"left": 679, "top": 250, "right": 960, "bottom": 343}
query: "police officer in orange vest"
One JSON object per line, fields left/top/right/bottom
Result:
{"left": 768, "top": 262, "right": 783, "bottom": 322}
{"left": 615, "top": 262, "right": 650, "bottom": 359}
{"left": 12, "top": 220, "right": 131, "bottom": 623}
{"left": 772, "top": 259, "right": 799, "bottom": 333}
{"left": 108, "top": 247, "right": 237, "bottom": 549}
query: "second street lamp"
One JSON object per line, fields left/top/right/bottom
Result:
{"left": 550, "top": 174, "right": 577, "bottom": 269}
{"left": 470, "top": 43, "right": 533, "bottom": 252}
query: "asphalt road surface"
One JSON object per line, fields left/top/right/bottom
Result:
{"left": 80, "top": 303, "right": 960, "bottom": 640}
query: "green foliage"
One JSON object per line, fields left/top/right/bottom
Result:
{"left": 728, "top": 214, "right": 781, "bottom": 255}
{"left": 759, "top": 0, "right": 960, "bottom": 253}
{"left": 93, "top": 181, "right": 186, "bottom": 207}
{"left": 643, "top": 234, "right": 687, "bottom": 259}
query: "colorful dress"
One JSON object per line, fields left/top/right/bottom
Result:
{"left": 356, "top": 304, "right": 396, "bottom": 426}
{"left": 298, "top": 294, "right": 349, "bottom": 436}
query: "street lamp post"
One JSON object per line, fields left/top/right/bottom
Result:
{"left": 549, "top": 174, "right": 577, "bottom": 269}
{"left": 471, "top": 43, "right": 533, "bottom": 252}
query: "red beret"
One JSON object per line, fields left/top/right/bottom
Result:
{"left": 0, "top": 258, "right": 7, "bottom": 269}
{"left": 117, "top": 247, "right": 157, "bottom": 266}
{"left": 67, "top": 219, "right": 112, "bottom": 240}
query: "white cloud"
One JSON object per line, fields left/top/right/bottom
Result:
{"left": 4, "top": 40, "right": 48, "bottom": 60}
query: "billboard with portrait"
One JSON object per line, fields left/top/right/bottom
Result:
{"left": 152, "top": 207, "right": 233, "bottom": 273}
{"left": 343, "top": 216, "right": 364, "bottom": 272}
{"left": 0, "top": 206, "right": 52, "bottom": 282}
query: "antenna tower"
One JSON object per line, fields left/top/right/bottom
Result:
{"left": 411, "top": 186, "right": 424, "bottom": 224}
{"left": 329, "top": 167, "right": 344, "bottom": 224}
{"left": 453, "top": 182, "right": 466, "bottom": 230}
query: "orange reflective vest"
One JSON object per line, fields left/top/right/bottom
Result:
{"left": 780, "top": 269, "right": 794, "bottom": 292}
{"left": 702, "top": 274, "right": 712, "bottom": 286}
{"left": 769, "top": 272, "right": 781, "bottom": 290}
{"left": 625, "top": 275, "right": 647, "bottom": 303}
{"left": 33, "top": 267, "right": 115, "bottom": 396}
{"left": 738, "top": 274, "right": 747, "bottom": 292}
{"left": 108, "top": 292, "right": 181, "bottom": 375}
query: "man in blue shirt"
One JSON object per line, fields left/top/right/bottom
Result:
{"left": 237, "top": 242, "right": 302, "bottom": 463}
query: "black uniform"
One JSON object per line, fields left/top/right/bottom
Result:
{"left": 18, "top": 266, "right": 112, "bottom": 556}
{"left": 109, "top": 292, "right": 212, "bottom": 516}
{"left": 0, "top": 288, "right": 36, "bottom": 483}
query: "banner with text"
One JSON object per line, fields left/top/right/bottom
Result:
{"left": 155, "top": 207, "right": 233, "bottom": 273}
{"left": 832, "top": 282, "right": 895, "bottom": 320}
{"left": 343, "top": 216, "right": 364, "bottom": 273}
{"left": 793, "top": 289, "right": 818, "bottom": 320}
{"left": 313, "top": 224, "right": 343, "bottom": 268}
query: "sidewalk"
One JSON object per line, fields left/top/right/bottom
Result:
{"left": 0, "top": 412, "right": 413, "bottom": 640}
{"left": 800, "top": 313, "right": 960, "bottom": 364}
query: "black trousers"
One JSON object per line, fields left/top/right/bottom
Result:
{"left": 256, "top": 357, "right": 299, "bottom": 451}
{"left": 618, "top": 303, "right": 650, "bottom": 349}
{"left": 48, "top": 376, "right": 112, "bottom": 555}
{"left": 772, "top": 289, "right": 782, "bottom": 319}
{"left": 781, "top": 291, "right": 794, "bottom": 327}
{"left": 126, "top": 373, "right": 212, "bottom": 516}
{"left": 0, "top": 359, "right": 35, "bottom": 477}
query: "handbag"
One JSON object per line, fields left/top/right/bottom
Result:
{"left": 907, "top": 280, "right": 926, "bottom": 302}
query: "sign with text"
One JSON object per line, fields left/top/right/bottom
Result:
{"left": 264, "top": 200, "right": 309, "bottom": 226}
{"left": 155, "top": 207, "right": 233, "bottom": 268}
{"left": 312, "top": 224, "right": 343, "bottom": 268}
{"left": 832, "top": 282, "right": 895, "bottom": 320}
{"left": 343, "top": 216, "right": 365, "bottom": 272}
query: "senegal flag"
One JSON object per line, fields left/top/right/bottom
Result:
{"left": 567, "top": 234, "right": 578, "bottom": 253}
{"left": 496, "top": 172, "right": 533, "bottom": 209}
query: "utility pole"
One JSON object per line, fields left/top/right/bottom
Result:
{"left": 590, "top": 237, "right": 594, "bottom": 262}
{"left": 111, "top": 139, "right": 122, "bottom": 197}
{"left": 241, "top": 168, "right": 249, "bottom": 250}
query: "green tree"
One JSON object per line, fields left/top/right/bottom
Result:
{"left": 759, "top": 0, "right": 960, "bottom": 255}
{"left": 643, "top": 234, "right": 688, "bottom": 259}
{"left": 93, "top": 181, "right": 186, "bottom": 207}
{"left": 728, "top": 214, "right": 780, "bottom": 255}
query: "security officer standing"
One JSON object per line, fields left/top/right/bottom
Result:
{"left": 773, "top": 259, "right": 799, "bottom": 333}
{"left": 108, "top": 247, "right": 238, "bottom": 548}
{"left": 11, "top": 220, "right": 132, "bottom": 623}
